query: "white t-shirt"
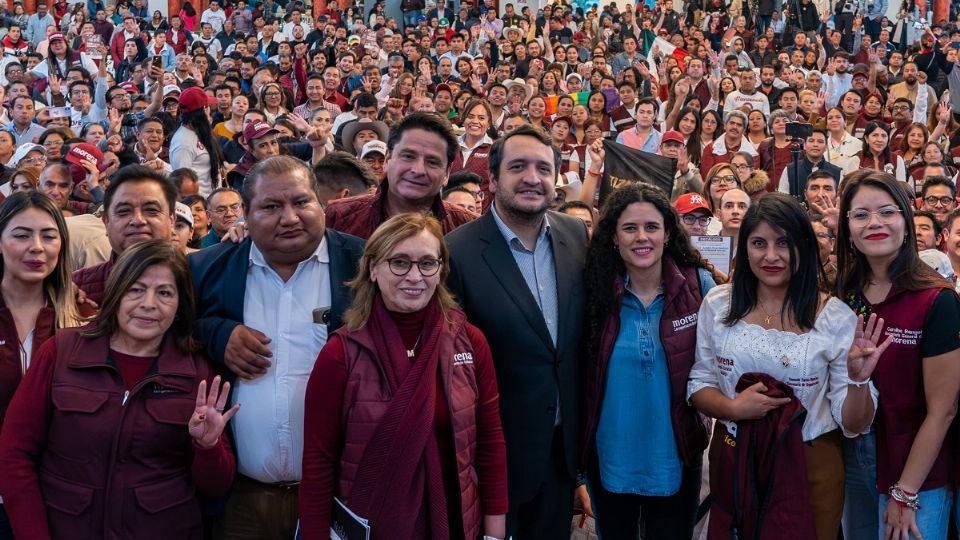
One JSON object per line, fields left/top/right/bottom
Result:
{"left": 169, "top": 126, "right": 214, "bottom": 196}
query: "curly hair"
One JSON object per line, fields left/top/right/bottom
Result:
{"left": 582, "top": 183, "right": 722, "bottom": 364}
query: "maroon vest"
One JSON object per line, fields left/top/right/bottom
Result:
{"left": 40, "top": 328, "right": 215, "bottom": 540}
{"left": 0, "top": 295, "right": 55, "bottom": 432}
{"left": 871, "top": 286, "right": 954, "bottom": 492}
{"left": 324, "top": 184, "right": 477, "bottom": 239}
{"left": 72, "top": 257, "right": 115, "bottom": 304}
{"left": 450, "top": 143, "right": 492, "bottom": 212}
{"left": 335, "top": 310, "right": 482, "bottom": 539}
{"left": 581, "top": 257, "right": 710, "bottom": 467}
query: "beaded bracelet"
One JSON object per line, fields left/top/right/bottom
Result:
{"left": 888, "top": 484, "right": 921, "bottom": 511}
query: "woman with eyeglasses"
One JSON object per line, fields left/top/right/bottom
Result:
{"left": 38, "top": 128, "right": 73, "bottom": 163}
{"left": 580, "top": 184, "right": 722, "bottom": 539}
{"left": 690, "top": 193, "right": 888, "bottom": 540}
{"left": 701, "top": 163, "right": 741, "bottom": 234}
{"left": 259, "top": 82, "right": 290, "bottom": 124}
{"left": 300, "top": 213, "right": 507, "bottom": 540}
{"left": 835, "top": 170, "right": 960, "bottom": 540}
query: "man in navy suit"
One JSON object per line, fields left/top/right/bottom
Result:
{"left": 446, "top": 125, "right": 589, "bottom": 539}
{"left": 189, "top": 155, "right": 363, "bottom": 540}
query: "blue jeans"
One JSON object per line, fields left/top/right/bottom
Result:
{"left": 878, "top": 487, "right": 952, "bottom": 540}
{"left": 842, "top": 431, "right": 879, "bottom": 540}
{"left": 402, "top": 9, "right": 422, "bottom": 28}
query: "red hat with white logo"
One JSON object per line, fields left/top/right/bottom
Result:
{"left": 673, "top": 192, "right": 713, "bottom": 216}
{"left": 65, "top": 143, "right": 105, "bottom": 172}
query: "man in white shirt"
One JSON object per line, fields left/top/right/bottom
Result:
{"left": 723, "top": 68, "right": 770, "bottom": 116}
{"left": 190, "top": 156, "right": 364, "bottom": 540}
{"left": 200, "top": 0, "right": 227, "bottom": 33}
{"left": 282, "top": 8, "right": 311, "bottom": 41}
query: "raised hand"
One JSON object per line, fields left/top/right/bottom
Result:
{"left": 937, "top": 101, "right": 952, "bottom": 124}
{"left": 587, "top": 138, "right": 605, "bottom": 164}
{"left": 808, "top": 193, "right": 839, "bottom": 233}
{"left": 847, "top": 313, "right": 892, "bottom": 383}
{"left": 188, "top": 375, "right": 241, "bottom": 449}
{"left": 48, "top": 72, "right": 62, "bottom": 95}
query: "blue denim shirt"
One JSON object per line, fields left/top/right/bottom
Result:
{"left": 596, "top": 268, "right": 715, "bottom": 495}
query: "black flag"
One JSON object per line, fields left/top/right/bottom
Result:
{"left": 599, "top": 139, "right": 676, "bottom": 204}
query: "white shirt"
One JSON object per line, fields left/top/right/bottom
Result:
{"left": 233, "top": 238, "right": 332, "bottom": 483}
{"left": 722, "top": 90, "right": 770, "bottom": 116}
{"left": 687, "top": 284, "right": 877, "bottom": 442}
{"left": 200, "top": 8, "right": 227, "bottom": 33}
{"left": 169, "top": 126, "right": 213, "bottom": 196}
{"left": 825, "top": 132, "right": 863, "bottom": 177}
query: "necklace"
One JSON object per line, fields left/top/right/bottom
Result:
{"left": 406, "top": 333, "right": 422, "bottom": 359}
{"left": 757, "top": 298, "right": 779, "bottom": 327}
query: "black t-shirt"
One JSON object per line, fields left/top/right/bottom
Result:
{"left": 922, "top": 289, "right": 960, "bottom": 357}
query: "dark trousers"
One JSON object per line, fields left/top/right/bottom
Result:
{"left": 587, "top": 454, "right": 703, "bottom": 540}
{"left": 0, "top": 505, "right": 12, "bottom": 540}
{"left": 506, "top": 428, "right": 575, "bottom": 540}
{"left": 213, "top": 475, "right": 299, "bottom": 540}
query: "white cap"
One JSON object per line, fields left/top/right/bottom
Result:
{"left": 359, "top": 140, "right": 387, "bottom": 160}
{"left": 175, "top": 201, "right": 194, "bottom": 227}
{"left": 163, "top": 84, "right": 182, "bottom": 98}
{"left": 919, "top": 249, "right": 954, "bottom": 279}
{"left": 8, "top": 143, "right": 45, "bottom": 167}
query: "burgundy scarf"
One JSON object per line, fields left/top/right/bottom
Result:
{"left": 348, "top": 295, "right": 450, "bottom": 540}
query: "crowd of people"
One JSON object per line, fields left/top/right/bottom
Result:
{"left": 0, "top": 0, "right": 956, "bottom": 539}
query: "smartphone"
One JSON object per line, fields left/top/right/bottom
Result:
{"left": 152, "top": 55, "right": 163, "bottom": 69}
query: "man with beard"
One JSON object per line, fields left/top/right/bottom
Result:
{"left": 105, "top": 64, "right": 164, "bottom": 140}
{"left": 823, "top": 51, "right": 853, "bottom": 108}
{"left": 723, "top": 68, "right": 770, "bottom": 115}
{"left": 887, "top": 97, "right": 914, "bottom": 149}
{"left": 888, "top": 61, "right": 938, "bottom": 123}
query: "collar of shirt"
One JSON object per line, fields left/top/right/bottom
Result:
{"left": 491, "top": 201, "right": 551, "bottom": 252}
{"left": 459, "top": 133, "right": 493, "bottom": 152}
{"left": 249, "top": 235, "right": 329, "bottom": 271}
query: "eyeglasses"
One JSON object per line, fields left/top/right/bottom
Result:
{"left": 264, "top": 91, "right": 282, "bottom": 97}
{"left": 732, "top": 163, "right": 753, "bottom": 172}
{"left": 923, "top": 195, "right": 955, "bottom": 207}
{"left": 108, "top": 93, "right": 130, "bottom": 100}
{"left": 681, "top": 214, "right": 711, "bottom": 226}
{"left": 463, "top": 189, "right": 484, "bottom": 201}
{"left": 891, "top": 105, "right": 911, "bottom": 112}
{"left": 384, "top": 257, "right": 442, "bottom": 277}
{"left": 712, "top": 175, "right": 739, "bottom": 186}
{"left": 6, "top": 69, "right": 22, "bottom": 75}
{"left": 21, "top": 156, "right": 47, "bottom": 166}
{"left": 847, "top": 206, "right": 903, "bottom": 224}
{"left": 212, "top": 203, "right": 242, "bottom": 215}
{"left": 815, "top": 232, "right": 835, "bottom": 240}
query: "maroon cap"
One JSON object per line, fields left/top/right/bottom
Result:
{"left": 673, "top": 193, "right": 713, "bottom": 216}
{"left": 48, "top": 32, "right": 66, "bottom": 43}
{"left": 435, "top": 83, "right": 453, "bottom": 94}
{"left": 660, "top": 130, "right": 685, "bottom": 146}
{"left": 178, "top": 87, "right": 217, "bottom": 114}
{"left": 242, "top": 120, "right": 280, "bottom": 142}
{"left": 552, "top": 115, "right": 572, "bottom": 127}
{"left": 65, "top": 143, "right": 105, "bottom": 171}
{"left": 119, "top": 81, "right": 138, "bottom": 94}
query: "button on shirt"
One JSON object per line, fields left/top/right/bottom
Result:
{"left": 491, "top": 205, "right": 561, "bottom": 423}
{"left": 234, "top": 238, "right": 332, "bottom": 483}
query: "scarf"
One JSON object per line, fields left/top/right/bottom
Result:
{"left": 348, "top": 295, "right": 450, "bottom": 540}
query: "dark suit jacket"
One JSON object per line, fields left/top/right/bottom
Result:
{"left": 188, "top": 230, "right": 364, "bottom": 382}
{"left": 445, "top": 209, "right": 588, "bottom": 504}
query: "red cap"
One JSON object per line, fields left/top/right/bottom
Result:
{"left": 673, "top": 193, "right": 713, "bottom": 216}
{"left": 435, "top": 83, "right": 452, "bottom": 94}
{"left": 65, "top": 143, "right": 105, "bottom": 172}
{"left": 552, "top": 115, "right": 572, "bottom": 127}
{"left": 119, "top": 81, "right": 138, "bottom": 94}
{"left": 242, "top": 120, "right": 279, "bottom": 142}
{"left": 660, "top": 130, "right": 685, "bottom": 146}
{"left": 178, "top": 87, "right": 217, "bottom": 114}
{"left": 48, "top": 32, "right": 66, "bottom": 43}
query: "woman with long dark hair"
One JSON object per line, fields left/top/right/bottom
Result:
{"left": 689, "top": 193, "right": 888, "bottom": 540}
{"left": 170, "top": 87, "right": 223, "bottom": 197}
{"left": 835, "top": 170, "right": 960, "bottom": 540}
{"left": 580, "top": 183, "right": 721, "bottom": 539}
{"left": 674, "top": 107, "right": 703, "bottom": 167}
{"left": 858, "top": 121, "right": 906, "bottom": 181}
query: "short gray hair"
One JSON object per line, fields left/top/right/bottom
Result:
{"left": 768, "top": 109, "right": 790, "bottom": 131}
{"left": 723, "top": 110, "right": 748, "bottom": 127}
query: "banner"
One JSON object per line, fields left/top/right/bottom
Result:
{"left": 599, "top": 139, "right": 676, "bottom": 204}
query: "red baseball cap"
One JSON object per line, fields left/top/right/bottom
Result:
{"left": 673, "top": 193, "right": 713, "bottom": 216}
{"left": 48, "top": 33, "right": 66, "bottom": 43}
{"left": 65, "top": 143, "right": 105, "bottom": 171}
{"left": 119, "top": 81, "right": 138, "bottom": 94}
{"left": 178, "top": 87, "right": 217, "bottom": 114}
{"left": 660, "top": 130, "right": 685, "bottom": 146}
{"left": 242, "top": 120, "right": 279, "bottom": 143}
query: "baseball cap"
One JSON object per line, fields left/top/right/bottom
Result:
{"left": 852, "top": 64, "right": 870, "bottom": 78}
{"left": 439, "top": 17, "right": 449, "bottom": 26}
{"left": 8, "top": 143, "right": 44, "bottom": 167}
{"left": 552, "top": 115, "right": 572, "bottom": 127}
{"left": 119, "top": 81, "right": 138, "bottom": 94}
{"left": 163, "top": 84, "right": 182, "bottom": 98}
{"left": 673, "top": 193, "right": 713, "bottom": 216}
{"left": 175, "top": 202, "right": 194, "bottom": 227}
{"left": 348, "top": 35, "right": 361, "bottom": 44}
{"left": 65, "top": 143, "right": 106, "bottom": 172}
{"left": 660, "top": 130, "right": 685, "bottom": 146}
{"left": 360, "top": 140, "right": 387, "bottom": 160}
{"left": 435, "top": 83, "right": 453, "bottom": 94}
{"left": 48, "top": 32, "right": 66, "bottom": 43}
{"left": 178, "top": 86, "right": 217, "bottom": 114}
{"left": 242, "top": 120, "right": 279, "bottom": 142}
{"left": 566, "top": 72, "right": 583, "bottom": 83}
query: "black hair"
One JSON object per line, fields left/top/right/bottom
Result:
{"left": 559, "top": 200, "right": 593, "bottom": 214}
{"left": 921, "top": 176, "right": 957, "bottom": 199}
{"left": 104, "top": 164, "right": 177, "bottom": 215}
{"left": 488, "top": 124, "right": 560, "bottom": 181}
{"left": 725, "top": 193, "right": 822, "bottom": 330}
{"left": 170, "top": 168, "right": 199, "bottom": 194}
{"left": 914, "top": 209, "right": 943, "bottom": 238}
{"left": 387, "top": 112, "right": 459, "bottom": 168}
{"left": 179, "top": 108, "right": 223, "bottom": 187}
{"left": 313, "top": 151, "right": 377, "bottom": 201}
{"left": 446, "top": 170, "right": 483, "bottom": 191}
{"left": 354, "top": 92, "right": 378, "bottom": 109}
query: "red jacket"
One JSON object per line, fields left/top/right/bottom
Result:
{"left": 580, "top": 258, "right": 710, "bottom": 469}
{"left": 450, "top": 143, "right": 492, "bottom": 212}
{"left": 0, "top": 328, "right": 235, "bottom": 540}
{"left": 0, "top": 294, "right": 55, "bottom": 432}
{"left": 708, "top": 373, "right": 816, "bottom": 540}
{"left": 72, "top": 255, "right": 114, "bottom": 305}
{"left": 324, "top": 183, "right": 477, "bottom": 239}
{"left": 110, "top": 31, "right": 149, "bottom": 66}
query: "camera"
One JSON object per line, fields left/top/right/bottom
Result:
{"left": 785, "top": 122, "right": 813, "bottom": 139}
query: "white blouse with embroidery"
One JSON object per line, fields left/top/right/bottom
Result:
{"left": 687, "top": 284, "right": 878, "bottom": 442}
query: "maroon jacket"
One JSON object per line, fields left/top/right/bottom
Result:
{"left": 580, "top": 258, "right": 710, "bottom": 469}
{"left": 450, "top": 143, "right": 492, "bottom": 212}
{"left": 872, "top": 286, "right": 955, "bottom": 492}
{"left": 708, "top": 373, "right": 816, "bottom": 540}
{"left": 0, "top": 328, "right": 235, "bottom": 540}
{"left": 324, "top": 183, "right": 477, "bottom": 240}
{"left": 0, "top": 294, "right": 55, "bottom": 431}
{"left": 72, "top": 255, "right": 114, "bottom": 305}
